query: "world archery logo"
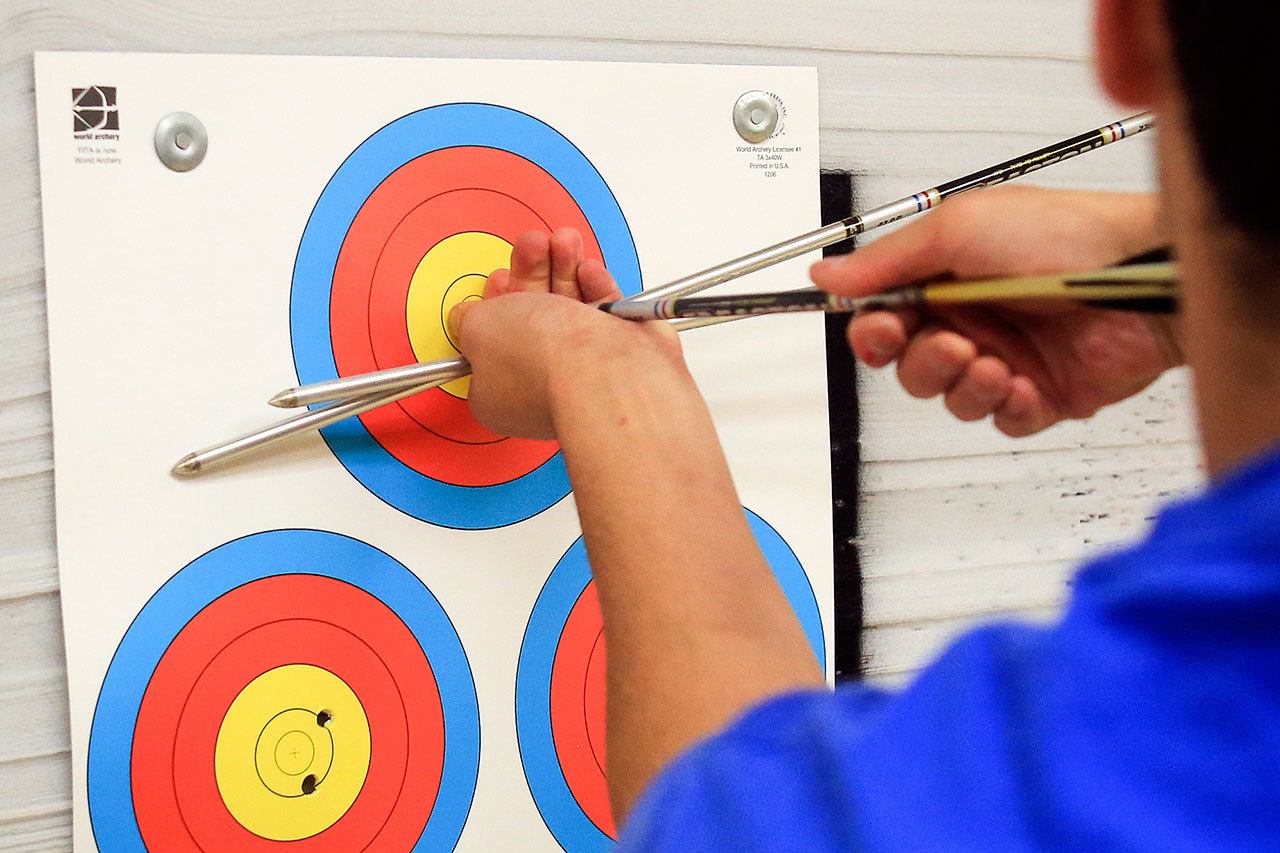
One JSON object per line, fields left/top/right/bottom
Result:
{"left": 72, "top": 86, "right": 118, "bottom": 132}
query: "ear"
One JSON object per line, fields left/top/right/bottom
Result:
{"left": 1095, "top": 0, "right": 1174, "bottom": 107}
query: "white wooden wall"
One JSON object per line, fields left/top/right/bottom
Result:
{"left": 0, "top": 1, "right": 1200, "bottom": 848}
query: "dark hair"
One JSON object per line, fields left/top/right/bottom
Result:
{"left": 1165, "top": 3, "right": 1279, "bottom": 241}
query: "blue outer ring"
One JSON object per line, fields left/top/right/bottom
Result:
{"left": 87, "top": 529, "right": 480, "bottom": 852}
{"left": 290, "top": 103, "right": 642, "bottom": 530}
{"left": 515, "top": 509, "right": 826, "bottom": 851}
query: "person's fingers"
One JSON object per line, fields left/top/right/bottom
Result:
{"left": 847, "top": 309, "right": 923, "bottom": 368}
{"left": 810, "top": 211, "right": 956, "bottom": 297}
{"left": 484, "top": 268, "right": 511, "bottom": 299}
{"left": 943, "top": 356, "right": 1013, "bottom": 422}
{"left": 895, "top": 325, "right": 977, "bottom": 399}
{"left": 549, "top": 227, "right": 584, "bottom": 299}
{"left": 993, "top": 375, "right": 1060, "bottom": 437}
{"left": 508, "top": 231, "right": 552, "bottom": 292}
{"left": 578, "top": 258, "right": 623, "bottom": 302}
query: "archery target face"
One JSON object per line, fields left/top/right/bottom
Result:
{"left": 515, "top": 509, "right": 826, "bottom": 850}
{"left": 290, "top": 103, "right": 642, "bottom": 530}
{"left": 86, "top": 530, "right": 479, "bottom": 851}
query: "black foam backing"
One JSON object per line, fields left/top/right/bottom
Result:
{"left": 819, "top": 170, "right": 864, "bottom": 683}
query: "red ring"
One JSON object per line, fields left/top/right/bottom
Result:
{"left": 550, "top": 581, "right": 614, "bottom": 837}
{"left": 365, "top": 190, "right": 545, "bottom": 444}
{"left": 131, "top": 575, "right": 444, "bottom": 850}
{"left": 330, "top": 146, "right": 603, "bottom": 487}
{"left": 172, "top": 619, "right": 408, "bottom": 849}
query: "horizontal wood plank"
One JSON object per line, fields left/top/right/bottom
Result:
{"left": 0, "top": 809, "right": 72, "bottom": 852}
{"left": 3, "top": 0, "right": 1093, "bottom": 61}
{"left": 864, "top": 605, "right": 1059, "bottom": 678}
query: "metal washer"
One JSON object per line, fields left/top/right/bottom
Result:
{"left": 733, "top": 91, "right": 779, "bottom": 144}
{"left": 154, "top": 112, "right": 207, "bottom": 172}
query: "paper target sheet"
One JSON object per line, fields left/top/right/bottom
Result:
{"left": 35, "top": 52, "right": 830, "bottom": 851}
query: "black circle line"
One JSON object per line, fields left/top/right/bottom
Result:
{"left": 354, "top": 181, "right": 546, "bottom": 444}
{"left": 252, "top": 709, "right": 335, "bottom": 796}
{"left": 90, "top": 529, "right": 478, "bottom": 850}
{"left": 438, "top": 271, "right": 489, "bottom": 354}
{"left": 513, "top": 510, "right": 820, "bottom": 847}
{"left": 287, "top": 102, "right": 643, "bottom": 532}
{"left": 513, "top": 534, "right": 601, "bottom": 849}
{"left": 164, "top": 614, "right": 405, "bottom": 842}
{"left": 583, "top": 630, "right": 608, "bottom": 780}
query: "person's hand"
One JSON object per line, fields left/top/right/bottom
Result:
{"left": 810, "top": 186, "right": 1183, "bottom": 437}
{"left": 450, "top": 228, "right": 680, "bottom": 440}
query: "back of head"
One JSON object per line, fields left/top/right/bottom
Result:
{"left": 1165, "top": 3, "right": 1280, "bottom": 318}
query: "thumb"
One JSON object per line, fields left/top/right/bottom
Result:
{"left": 448, "top": 300, "right": 478, "bottom": 349}
{"left": 809, "top": 212, "right": 952, "bottom": 297}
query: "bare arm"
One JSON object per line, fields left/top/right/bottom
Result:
{"left": 550, "top": 330, "right": 824, "bottom": 819}
{"left": 453, "top": 230, "right": 822, "bottom": 823}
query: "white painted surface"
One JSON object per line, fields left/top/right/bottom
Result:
{"left": 0, "top": 1, "right": 1199, "bottom": 847}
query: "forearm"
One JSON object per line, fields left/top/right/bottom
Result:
{"left": 550, "top": 333, "right": 824, "bottom": 821}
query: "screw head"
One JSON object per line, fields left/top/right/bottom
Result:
{"left": 733, "top": 91, "right": 779, "bottom": 144}
{"left": 155, "top": 112, "right": 207, "bottom": 172}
